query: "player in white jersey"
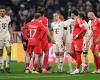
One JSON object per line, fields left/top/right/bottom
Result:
{"left": 0, "top": 6, "right": 11, "bottom": 73}
{"left": 51, "top": 12, "right": 66, "bottom": 72}
{"left": 64, "top": 18, "right": 74, "bottom": 73}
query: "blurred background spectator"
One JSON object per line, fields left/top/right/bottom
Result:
{"left": 0, "top": 0, "right": 100, "bottom": 30}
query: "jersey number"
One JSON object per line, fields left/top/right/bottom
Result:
{"left": 29, "top": 28, "right": 37, "bottom": 38}
{"left": 55, "top": 28, "right": 59, "bottom": 34}
{"left": 2, "top": 23, "right": 6, "bottom": 29}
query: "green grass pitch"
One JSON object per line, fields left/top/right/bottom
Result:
{"left": 0, "top": 62, "right": 100, "bottom": 80}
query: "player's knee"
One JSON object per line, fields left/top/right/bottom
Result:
{"left": 0, "top": 53, "right": 3, "bottom": 56}
{"left": 34, "top": 54, "right": 39, "bottom": 63}
{"left": 76, "top": 51, "right": 82, "bottom": 54}
{"left": 83, "top": 51, "right": 88, "bottom": 54}
{"left": 44, "top": 50, "right": 49, "bottom": 54}
{"left": 7, "top": 50, "right": 11, "bottom": 56}
{"left": 0, "top": 49, "right": 3, "bottom": 56}
{"left": 59, "top": 52, "right": 64, "bottom": 56}
{"left": 55, "top": 52, "right": 59, "bottom": 56}
{"left": 94, "top": 51, "right": 99, "bottom": 56}
{"left": 70, "top": 51, "right": 74, "bottom": 54}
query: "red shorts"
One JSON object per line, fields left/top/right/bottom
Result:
{"left": 41, "top": 34, "right": 49, "bottom": 51}
{"left": 26, "top": 42, "right": 42, "bottom": 54}
{"left": 91, "top": 41, "right": 100, "bottom": 52}
{"left": 71, "top": 39, "right": 83, "bottom": 52}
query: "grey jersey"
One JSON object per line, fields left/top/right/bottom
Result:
{"left": 64, "top": 19, "right": 74, "bottom": 43}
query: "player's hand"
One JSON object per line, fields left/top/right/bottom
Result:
{"left": 95, "top": 38, "right": 100, "bottom": 44}
{"left": 26, "top": 37, "right": 28, "bottom": 41}
{"left": 10, "top": 39, "right": 15, "bottom": 44}
{"left": 51, "top": 38, "right": 55, "bottom": 44}
{"left": 74, "top": 34, "right": 79, "bottom": 40}
{"left": 23, "top": 42, "right": 27, "bottom": 46}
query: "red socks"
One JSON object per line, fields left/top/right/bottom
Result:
{"left": 94, "top": 56, "right": 100, "bottom": 70}
{"left": 43, "top": 54, "right": 48, "bottom": 68}
{"left": 32, "top": 55, "right": 35, "bottom": 68}
{"left": 33, "top": 64, "right": 38, "bottom": 70}
{"left": 26, "top": 62, "right": 30, "bottom": 70}
{"left": 70, "top": 54, "right": 77, "bottom": 61}
{"left": 76, "top": 53, "right": 82, "bottom": 68}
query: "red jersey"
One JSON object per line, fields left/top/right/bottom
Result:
{"left": 40, "top": 16, "right": 49, "bottom": 50}
{"left": 21, "top": 20, "right": 46, "bottom": 46}
{"left": 91, "top": 18, "right": 100, "bottom": 40}
{"left": 73, "top": 17, "right": 86, "bottom": 39}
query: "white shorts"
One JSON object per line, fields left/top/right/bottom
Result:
{"left": 82, "top": 37, "right": 92, "bottom": 52}
{"left": 0, "top": 34, "right": 11, "bottom": 49}
{"left": 53, "top": 42, "right": 64, "bottom": 53}
{"left": 0, "top": 40, "right": 11, "bottom": 49}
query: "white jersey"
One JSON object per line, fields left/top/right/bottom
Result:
{"left": 51, "top": 21, "right": 65, "bottom": 43}
{"left": 64, "top": 19, "right": 74, "bottom": 43}
{"left": 0, "top": 15, "right": 11, "bottom": 40}
{"left": 83, "top": 20, "right": 92, "bottom": 51}
{"left": 83, "top": 20, "right": 92, "bottom": 42}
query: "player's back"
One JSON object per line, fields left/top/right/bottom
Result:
{"left": 27, "top": 20, "right": 43, "bottom": 39}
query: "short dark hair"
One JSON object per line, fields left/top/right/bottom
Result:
{"left": 79, "top": 12, "right": 86, "bottom": 20}
{"left": 34, "top": 13, "right": 41, "bottom": 19}
{"left": 0, "top": 5, "right": 5, "bottom": 9}
{"left": 71, "top": 10, "right": 78, "bottom": 16}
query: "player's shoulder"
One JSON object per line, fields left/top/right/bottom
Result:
{"left": 96, "top": 18, "right": 100, "bottom": 22}
{"left": 5, "top": 15, "right": 11, "bottom": 20}
{"left": 64, "top": 18, "right": 73, "bottom": 24}
{"left": 51, "top": 22, "right": 55, "bottom": 25}
{"left": 40, "top": 16, "right": 48, "bottom": 21}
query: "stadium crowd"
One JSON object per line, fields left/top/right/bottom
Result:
{"left": 0, "top": 0, "right": 100, "bottom": 30}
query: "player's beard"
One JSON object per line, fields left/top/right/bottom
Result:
{"left": 1, "top": 13, "right": 5, "bottom": 18}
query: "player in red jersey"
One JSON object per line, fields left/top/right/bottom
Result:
{"left": 70, "top": 10, "right": 86, "bottom": 74}
{"left": 88, "top": 12, "right": 100, "bottom": 73}
{"left": 31, "top": 10, "right": 54, "bottom": 73}
{"left": 39, "top": 15, "right": 52, "bottom": 73}
{"left": 21, "top": 13, "right": 46, "bottom": 73}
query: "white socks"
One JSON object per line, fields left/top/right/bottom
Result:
{"left": 5, "top": 55, "right": 11, "bottom": 68}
